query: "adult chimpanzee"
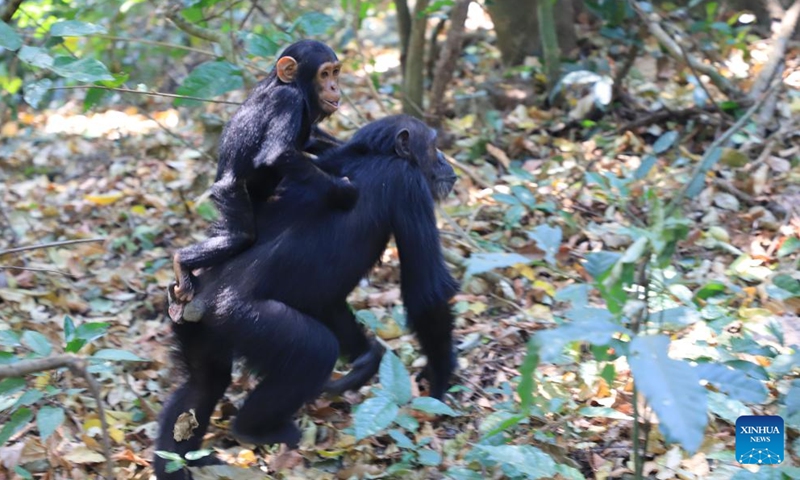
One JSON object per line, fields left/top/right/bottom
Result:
{"left": 170, "top": 40, "right": 356, "bottom": 311}
{"left": 155, "top": 115, "right": 459, "bottom": 480}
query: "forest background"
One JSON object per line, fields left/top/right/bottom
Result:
{"left": 1, "top": 0, "right": 800, "bottom": 478}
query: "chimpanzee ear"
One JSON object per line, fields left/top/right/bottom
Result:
{"left": 276, "top": 56, "right": 298, "bottom": 83}
{"left": 395, "top": 129, "right": 412, "bottom": 159}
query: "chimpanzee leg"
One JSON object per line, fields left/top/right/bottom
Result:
{"left": 230, "top": 300, "right": 339, "bottom": 447}
{"left": 323, "top": 303, "right": 384, "bottom": 396}
{"left": 409, "top": 303, "right": 456, "bottom": 400}
{"left": 154, "top": 323, "right": 233, "bottom": 480}
{"left": 172, "top": 177, "right": 255, "bottom": 302}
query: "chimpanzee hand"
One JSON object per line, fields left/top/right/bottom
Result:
{"left": 327, "top": 176, "right": 359, "bottom": 211}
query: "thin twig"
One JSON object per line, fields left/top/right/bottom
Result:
{"left": 443, "top": 153, "right": 492, "bottom": 189}
{"left": 0, "top": 355, "right": 114, "bottom": 480}
{"left": 49, "top": 86, "right": 241, "bottom": 105}
{"left": 665, "top": 80, "right": 781, "bottom": 216}
{"left": 0, "top": 238, "right": 105, "bottom": 257}
{"left": 92, "top": 35, "right": 216, "bottom": 56}
{"left": 437, "top": 205, "right": 483, "bottom": 251}
{"left": 0, "top": 265, "right": 74, "bottom": 276}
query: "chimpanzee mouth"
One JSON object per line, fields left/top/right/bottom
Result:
{"left": 324, "top": 100, "right": 339, "bottom": 109}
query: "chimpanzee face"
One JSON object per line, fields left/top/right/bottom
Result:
{"left": 315, "top": 61, "right": 341, "bottom": 115}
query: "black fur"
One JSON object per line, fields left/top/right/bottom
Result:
{"left": 155, "top": 115, "right": 458, "bottom": 480}
{"left": 171, "top": 40, "right": 354, "bottom": 304}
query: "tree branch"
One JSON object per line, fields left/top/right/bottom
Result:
{"left": 429, "top": 0, "right": 471, "bottom": 128}
{"left": 0, "top": 238, "right": 104, "bottom": 257}
{"left": 0, "top": 355, "right": 114, "bottom": 480}
{"left": 50, "top": 85, "right": 241, "bottom": 105}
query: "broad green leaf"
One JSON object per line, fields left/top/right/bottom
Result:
{"left": 50, "top": 21, "right": 106, "bottom": 37}
{"left": 445, "top": 467, "right": 485, "bottom": 480}
{"left": 773, "top": 274, "right": 800, "bottom": 297}
{"left": 510, "top": 185, "right": 537, "bottom": 209}
{"left": 0, "top": 407, "right": 33, "bottom": 445}
{"left": 579, "top": 406, "right": 632, "bottom": 420}
{"left": 64, "top": 316, "right": 77, "bottom": 343}
{"left": 21, "top": 331, "right": 52, "bottom": 357}
{"left": 242, "top": 31, "right": 290, "bottom": 58}
{"left": 0, "top": 20, "right": 22, "bottom": 51}
{"left": 685, "top": 147, "right": 722, "bottom": 198}
{"left": 75, "top": 322, "right": 110, "bottom": 342}
{"left": 50, "top": 56, "right": 114, "bottom": 82}
{"left": 13, "top": 389, "right": 44, "bottom": 409}
{"left": 584, "top": 251, "right": 620, "bottom": 280}
{"left": 92, "top": 349, "right": 145, "bottom": 362}
{"left": 394, "top": 413, "right": 418, "bottom": 431}
{"left": 473, "top": 445, "right": 558, "bottom": 479}
{"left": 0, "top": 378, "right": 26, "bottom": 396}
{"left": 518, "top": 339, "right": 539, "bottom": 411}
{"left": 777, "top": 237, "right": 800, "bottom": 258}
{"left": 154, "top": 451, "right": 183, "bottom": 462}
{"left": 184, "top": 449, "right": 213, "bottom": 461}
{"left": 527, "top": 224, "right": 562, "bottom": 266}
{"left": 417, "top": 449, "right": 442, "bottom": 466}
{"left": 707, "top": 391, "right": 751, "bottom": 425}
{"left": 37, "top": 406, "right": 65, "bottom": 441}
{"left": 165, "top": 460, "right": 184, "bottom": 473}
{"left": 653, "top": 131, "right": 679, "bottom": 154}
{"left": 534, "top": 308, "right": 625, "bottom": 362}
{"left": 629, "top": 335, "right": 707, "bottom": 453}
{"left": 554, "top": 284, "right": 590, "bottom": 307}
{"left": 634, "top": 154, "right": 657, "bottom": 180}
{"left": 693, "top": 363, "right": 767, "bottom": 403}
{"left": 292, "top": 12, "right": 336, "bottom": 36}
{"left": 353, "top": 396, "right": 399, "bottom": 440}
{"left": 379, "top": 352, "right": 411, "bottom": 405}
{"left": 18, "top": 46, "right": 54, "bottom": 69}
{"left": 388, "top": 429, "right": 414, "bottom": 449}
{"left": 409, "top": 397, "right": 457, "bottom": 416}
{"left": 13, "top": 466, "right": 33, "bottom": 480}
{"left": 0, "top": 330, "right": 21, "bottom": 347}
{"left": 175, "top": 61, "right": 243, "bottom": 106}
{"left": 464, "top": 252, "right": 529, "bottom": 279}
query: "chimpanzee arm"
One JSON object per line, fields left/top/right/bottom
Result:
{"left": 391, "top": 175, "right": 459, "bottom": 399}
{"left": 305, "top": 125, "right": 343, "bottom": 156}
{"left": 251, "top": 87, "right": 357, "bottom": 210}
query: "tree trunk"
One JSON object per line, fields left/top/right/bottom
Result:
{"left": 395, "top": 0, "right": 412, "bottom": 71}
{"left": 487, "top": 0, "right": 577, "bottom": 66}
{"left": 402, "top": 0, "right": 430, "bottom": 117}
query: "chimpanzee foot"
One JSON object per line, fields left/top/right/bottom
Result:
{"left": 325, "top": 339, "right": 384, "bottom": 395}
{"left": 232, "top": 420, "right": 301, "bottom": 449}
{"left": 167, "top": 283, "right": 208, "bottom": 323}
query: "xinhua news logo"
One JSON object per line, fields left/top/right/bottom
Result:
{"left": 735, "top": 415, "right": 784, "bottom": 465}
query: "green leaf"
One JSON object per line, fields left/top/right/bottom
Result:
{"left": 527, "top": 224, "right": 562, "bottom": 266}
{"left": 292, "top": 12, "right": 337, "bottom": 36}
{"left": 0, "top": 407, "right": 33, "bottom": 445}
{"left": 184, "top": 449, "right": 213, "bottom": 461}
{"left": 579, "top": 406, "right": 633, "bottom": 420}
{"left": 50, "top": 21, "right": 107, "bottom": 36}
{"left": 21, "top": 331, "right": 52, "bottom": 357}
{"left": 13, "top": 466, "right": 33, "bottom": 480}
{"left": 629, "top": 335, "right": 707, "bottom": 453}
{"left": 693, "top": 363, "right": 767, "bottom": 403}
{"left": 50, "top": 56, "right": 114, "bottom": 82}
{"left": 379, "top": 352, "right": 412, "bottom": 405}
{"left": 417, "top": 449, "right": 442, "bottom": 466}
{"left": 510, "top": 185, "right": 537, "bottom": 209}
{"left": 75, "top": 322, "right": 110, "bottom": 342}
{"left": 165, "top": 460, "right": 184, "bottom": 473}
{"left": 445, "top": 467, "right": 484, "bottom": 480}
{"left": 634, "top": 154, "right": 657, "bottom": 180}
{"left": 388, "top": 429, "right": 414, "bottom": 449}
{"left": 777, "top": 236, "right": 800, "bottom": 258}
{"left": 584, "top": 251, "right": 620, "bottom": 280}
{"left": 534, "top": 308, "right": 625, "bottom": 362}
{"left": 409, "top": 397, "right": 457, "bottom": 416}
{"left": 18, "top": 46, "right": 54, "bottom": 69}
{"left": 65, "top": 339, "right": 86, "bottom": 354}
{"left": 154, "top": 451, "right": 184, "bottom": 462}
{"left": 0, "top": 20, "right": 22, "bottom": 51}
{"left": 353, "top": 396, "right": 399, "bottom": 440}
{"left": 707, "top": 391, "right": 751, "bottom": 425}
{"left": 0, "top": 378, "right": 26, "bottom": 396}
{"left": 175, "top": 61, "right": 243, "bottom": 107}
{"left": 464, "top": 252, "right": 529, "bottom": 279}
{"left": 14, "top": 389, "right": 44, "bottom": 409}
{"left": 773, "top": 274, "right": 800, "bottom": 297}
{"left": 518, "top": 339, "right": 539, "bottom": 411}
{"left": 0, "top": 330, "right": 21, "bottom": 347}
{"left": 37, "top": 406, "right": 65, "bottom": 441}
{"left": 64, "top": 316, "right": 77, "bottom": 343}
{"left": 473, "top": 445, "right": 559, "bottom": 479}
{"left": 652, "top": 131, "right": 679, "bottom": 154}
{"left": 92, "top": 349, "right": 145, "bottom": 362}
{"left": 242, "top": 30, "right": 291, "bottom": 58}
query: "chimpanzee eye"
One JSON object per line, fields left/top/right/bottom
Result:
{"left": 321, "top": 71, "right": 329, "bottom": 79}
{"left": 333, "top": 68, "right": 340, "bottom": 76}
